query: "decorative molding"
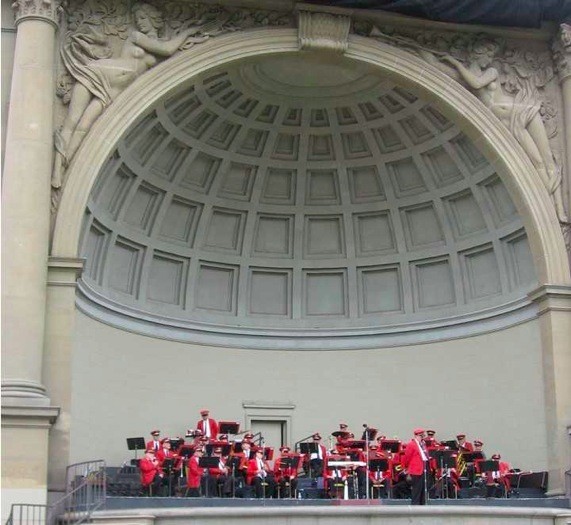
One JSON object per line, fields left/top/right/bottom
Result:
{"left": 1, "top": 405, "right": 60, "bottom": 429}
{"left": 552, "top": 23, "right": 571, "bottom": 82}
{"left": 12, "top": 0, "right": 60, "bottom": 27}
{"left": 1, "top": 380, "right": 49, "bottom": 402}
{"left": 47, "top": 256, "right": 84, "bottom": 286}
{"left": 242, "top": 401, "right": 296, "bottom": 410}
{"left": 76, "top": 278, "right": 539, "bottom": 350}
{"left": 297, "top": 9, "right": 351, "bottom": 52}
{"left": 528, "top": 284, "right": 571, "bottom": 314}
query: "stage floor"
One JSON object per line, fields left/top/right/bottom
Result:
{"left": 104, "top": 495, "right": 571, "bottom": 510}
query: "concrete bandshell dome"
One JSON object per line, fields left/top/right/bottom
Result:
{"left": 51, "top": 29, "right": 570, "bottom": 348}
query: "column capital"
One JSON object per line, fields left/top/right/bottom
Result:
{"left": 552, "top": 23, "right": 571, "bottom": 82}
{"left": 528, "top": 284, "right": 571, "bottom": 314}
{"left": 12, "top": 0, "right": 61, "bottom": 28}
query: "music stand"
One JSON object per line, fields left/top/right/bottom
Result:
{"left": 362, "top": 428, "right": 378, "bottom": 441}
{"left": 219, "top": 421, "right": 240, "bottom": 435}
{"left": 206, "top": 444, "right": 231, "bottom": 456}
{"left": 441, "top": 440, "right": 459, "bottom": 450}
{"left": 369, "top": 458, "right": 388, "bottom": 471}
{"left": 162, "top": 458, "right": 175, "bottom": 496}
{"left": 479, "top": 460, "right": 500, "bottom": 473}
{"left": 279, "top": 456, "right": 300, "bottom": 469}
{"left": 380, "top": 440, "right": 401, "bottom": 453}
{"left": 299, "top": 443, "right": 319, "bottom": 478}
{"left": 299, "top": 442, "right": 318, "bottom": 454}
{"left": 462, "top": 452, "right": 484, "bottom": 463}
{"left": 198, "top": 457, "right": 221, "bottom": 498}
{"left": 429, "top": 449, "right": 457, "bottom": 499}
{"left": 346, "top": 440, "right": 366, "bottom": 450}
{"left": 126, "top": 437, "right": 146, "bottom": 460}
{"left": 178, "top": 445, "right": 195, "bottom": 459}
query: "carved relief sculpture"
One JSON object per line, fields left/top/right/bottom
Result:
{"left": 53, "top": 2, "right": 215, "bottom": 188}
{"left": 52, "top": 0, "right": 292, "bottom": 193}
{"left": 364, "top": 25, "right": 568, "bottom": 224}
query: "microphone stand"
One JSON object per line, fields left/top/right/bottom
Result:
{"left": 364, "top": 424, "right": 370, "bottom": 500}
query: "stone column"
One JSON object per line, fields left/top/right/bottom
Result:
{"left": 1, "top": 0, "right": 61, "bottom": 519}
{"left": 1, "top": 0, "right": 59, "bottom": 401}
{"left": 528, "top": 285, "right": 571, "bottom": 496}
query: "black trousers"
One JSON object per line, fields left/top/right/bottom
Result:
{"left": 410, "top": 464, "right": 428, "bottom": 505}
{"left": 251, "top": 475, "right": 276, "bottom": 498}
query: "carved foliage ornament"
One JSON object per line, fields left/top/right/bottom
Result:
{"left": 12, "top": 0, "right": 60, "bottom": 25}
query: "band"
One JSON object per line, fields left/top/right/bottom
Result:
{"left": 134, "top": 411, "right": 516, "bottom": 502}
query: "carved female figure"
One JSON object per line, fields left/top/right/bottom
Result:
{"left": 53, "top": 3, "right": 206, "bottom": 187}
{"left": 435, "top": 39, "right": 567, "bottom": 222}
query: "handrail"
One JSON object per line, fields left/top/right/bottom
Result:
{"left": 6, "top": 504, "right": 48, "bottom": 525}
{"left": 5, "top": 460, "right": 106, "bottom": 525}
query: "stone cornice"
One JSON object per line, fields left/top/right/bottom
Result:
{"left": 47, "top": 256, "right": 84, "bottom": 287}
{"left": 12, "top": 0, "right": 60, "bottom": 28}
{"left": 1, "top": 404, "right": 60, "bottom": 429}
{"left": 528, "top": 284, "right": 571, "bottom": 314}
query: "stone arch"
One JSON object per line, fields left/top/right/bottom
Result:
{"left": 51, "top": 28, "right": 570, "bottom": 285}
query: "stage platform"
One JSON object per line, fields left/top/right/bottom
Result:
{"left": 91, "top": 501, "right": 571, "bottom": 525}
{"left": 104, "top": 495, "right": 571, "bottom": 510}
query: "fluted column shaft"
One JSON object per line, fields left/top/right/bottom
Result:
{"left": 1, "top": 2, "right": 59, "bottom": 402}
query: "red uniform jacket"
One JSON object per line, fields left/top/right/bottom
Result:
{"left": 403, "top": 439, "right": 427, "bottom": 476}
{"left": 246, "top": 457, "right": 271, "bottom": 485}
{"left": 459, "top": 441, "right": 474, "bottom": 452}
{"left": 156, "top": 448, "right": 179, "bottom": 473}
{"left": 146, "top": 439, "right": 161, "bottom": 452}
{"left": 139, "top": 456, "right": 160, "bottom": 486}
{"left": 196, "top": 418, "right": 219, "bottom": 439}
{"left": 186, "top": 455, "right": 204, "bottom": 489}
{"left": 208, "top": 457, "right": 228, "bottom": 478}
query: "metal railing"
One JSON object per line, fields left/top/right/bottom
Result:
{"left": 6, "top": 504, "right": 48, "bottom": 525}
{"left": 5, "top": 460, "right": 106, "bottom": 525}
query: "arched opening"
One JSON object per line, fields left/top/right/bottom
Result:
{"left": 52, "top": 29, "right": 569, "bottom": 288}
{"left": 45, "top": 28, "right": 570, "bottom": 489}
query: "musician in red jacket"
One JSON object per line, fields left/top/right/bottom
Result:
{"left": 186, "top": 448, "right": 205, "bottom": 497}
{"left": 274, "top": 446, "right": 299, "bottom": 498}
{"left": 146, "top": 430, "right": 161, "bottom": 452}
{"left": 195, "top": 409, "right": 219, "bottom": 441}
{"left": 156, "top": 439, "right": 179, "bottom": 496}
{"left": 247, "top": 448, "right": 276, "bottom": 498}
{"left": 403, "top": 428, "right": 430, "bottom": 505}
{"left": 139, "top": 449, "right": 163, "bottom": 496}
{"left": 308, "top": 433, "right": 328, "bottom": 477}
{"left": 456, "top": 433, "right": 474, "bottom": 452}
{"left": 368, "top": 446, "right": 391, "bottom": 499}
